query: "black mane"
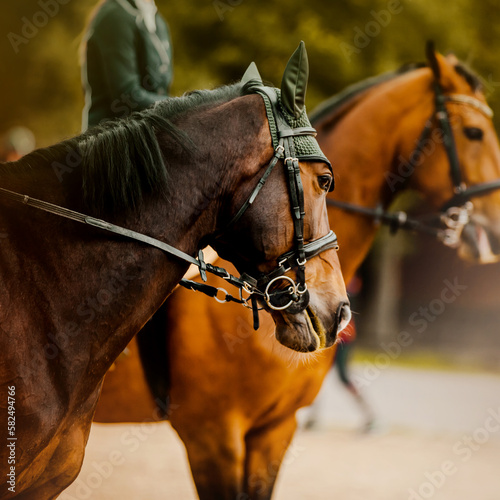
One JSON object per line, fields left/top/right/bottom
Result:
{"left": 7, "top": 82, "right": 252, "bottom": 214}
{"left": 453, "top": 61, "right": 483, "bottom": 92}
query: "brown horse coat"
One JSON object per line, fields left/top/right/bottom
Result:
{"left": 0, "top": 72, "right": 347, "bottom": 499}
{"left": 94, "top": 49, "right": 500, "bottom": 499}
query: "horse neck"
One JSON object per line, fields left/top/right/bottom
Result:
{"left": 318, "top": 68, "right": 435, "bottom": 282}
{"left": 159, "top": 94, "right": 273, "bottom": 250}
{"left": 0, "top": 159, "right": 181, "bottom": 396}
{"left": 0, "top": 107, "right": 259, "bottom": 401}
{"left": 87, "top": 96, "right": 275, "bottom": 387}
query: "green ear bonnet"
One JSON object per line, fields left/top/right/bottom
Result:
{"left": 241, "top": 42, "right": 332, "bottom": 174}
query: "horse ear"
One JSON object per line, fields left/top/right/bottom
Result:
{"left": 445, "top": 52, "right": 460, "bottom": 66}
{"left": 281, "top": 41, "right": 309, "bottom": 118}
{"left": 426, "top": 41, "right": 458, "bottom": 91}
{"left": 241, "top": 62, "right": 263, "bottom": 85}
{"left": 426, "top": 40, "right": 441, "bottom": 81}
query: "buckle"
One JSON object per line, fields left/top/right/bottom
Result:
{"left": 198, "top": 249, "right": 207, "bottom": 282}
{"left": 275, "top": 144, "right": 285, "bottom": 156}
{"left": 441, "top": 203, "right": 472, "bottom": 229}
{"left": 243, "top": 280, "right": 256, "bottom": 295}
{"left": 439, "top": 228, "right": 461, "bottom": 248}
{"left": 239, "top": 287, "right": 254, "bottom": 309}
{"left": 278, "top": 256, "right": 292, "bottom": 272}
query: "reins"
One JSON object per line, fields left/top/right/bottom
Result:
{"left": 0, "top": 183, "right": 314, "bottom": 314}
{"left": 0, "top": 86, "right": 338, "bottom": 330}
{"left": 326, "top": 198, "right": 471, "bottom": 247}
{"left": 327, "top": 82, "right": 500, "bottom": 247}
{"left": 0, "top": 185, "right": 249, "bottom": 293}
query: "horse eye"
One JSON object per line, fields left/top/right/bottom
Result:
{"left": 318, "top": 175, "right": 333, "bottom": 192}
{"left": 463, "top": 127, "right": 484, "bottom": 141}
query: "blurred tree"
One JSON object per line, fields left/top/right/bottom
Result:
{"left": 1, "top": 0, "right": 499, "bottom": 146}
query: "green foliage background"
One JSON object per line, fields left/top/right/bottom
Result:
{"left": 1, "top": 0, "right": 500, "bottom": 146}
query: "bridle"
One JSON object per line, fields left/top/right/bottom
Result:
{"left": 328, "top": 81, "right": 500, "bottom": 247}
{"left": 210, "top": 84, "right": 339, "bottom": 327}
{"left": 0, "top": 86, "right": 338, "bottom": 329}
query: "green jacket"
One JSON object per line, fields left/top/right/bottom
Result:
{"left": 81, "top": 0, "right": 173, "bottom": 130}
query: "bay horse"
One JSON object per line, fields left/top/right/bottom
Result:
{"left": 94, "top": 44, "right": 500, "bottom": 499}
{"left": 0, "top": 44, "right": 349, "bottom": 499}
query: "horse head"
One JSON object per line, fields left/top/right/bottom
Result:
{"left": 213, "top": 43, "right": 350, "bottom": 353}
{"left": 400, "top": 43, "right": 500, "bottom": 263}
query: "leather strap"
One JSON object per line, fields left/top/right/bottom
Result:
{"left": 441, "top": 179, "right": 500, "bottom": 210}
{"left": 0, "top": 186, "right": 249, "bottom": 287}
{"left": 434, "top": 83, "right": 463, "bottom": 191}
{"left": 331, "top": 84, "right": 500, "bottom": 248}
{"left": 0, "top": 85, "right": 339, "bottom": 328}
{"left": 226, "top": 147, "right": 283, "bottom": 228}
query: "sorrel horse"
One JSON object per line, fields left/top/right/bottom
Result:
{"left": 94, "top": 45, "right": 500, "bottom": 499}
{"left": 0, "top": 44, "right": 349, "bottom": 499}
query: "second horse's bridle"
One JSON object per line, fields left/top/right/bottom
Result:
{"left": 328, "top": 81, "right": 500, "bottom": 247}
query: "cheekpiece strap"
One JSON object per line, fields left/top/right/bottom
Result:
{"left": 434, "top": 83, "right": 463, "bottom": 191}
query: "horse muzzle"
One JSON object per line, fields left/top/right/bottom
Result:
{"left": 273, "top": 299, "right": 351, "bottom": 353}
{"left": 459, "top": 219, "right": 500, "bottom": 264}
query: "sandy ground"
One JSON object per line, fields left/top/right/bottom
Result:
{"left": 61, "top": 365, "right": 500, "bottom": 500}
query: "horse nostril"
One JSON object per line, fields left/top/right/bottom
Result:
{"left": 337, "top": 302, "right": 352, "bottom": 332}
